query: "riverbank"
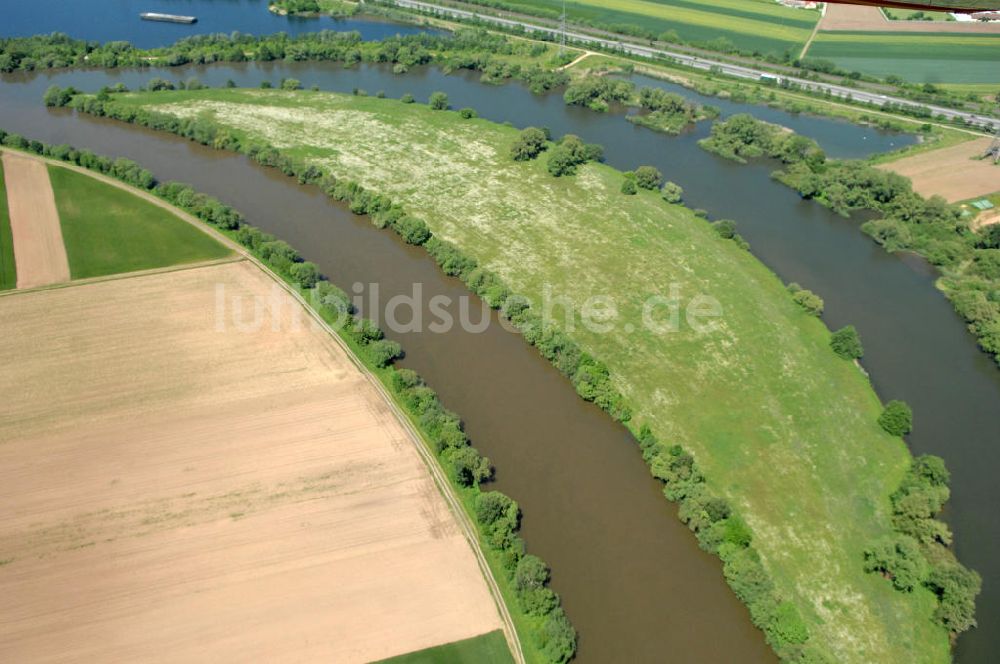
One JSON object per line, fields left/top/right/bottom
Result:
{"left": 99, "top": 86, "right": 964, "bottom": 662}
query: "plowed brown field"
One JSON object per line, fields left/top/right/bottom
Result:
{"left": 881, "top": 137, "right": 1000, "bottom": 202}
{"left": 1, "top": 151, "right": 69, "bottom": 289}
{"left": 0, "top": 260, "right": 501, "bottom": 663}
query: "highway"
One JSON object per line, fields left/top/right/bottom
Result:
{"left": 393, "top": 0, "right": 997, "bottom": 132}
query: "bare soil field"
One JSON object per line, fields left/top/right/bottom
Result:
{"left": 0, "top": 260, "right": 502, "bottom": 663}
{"left": 1, "top": 151, "right": 69, "bottom": 289}
{"left": 881, "top": 137, "right": 1000, "bottom": 201}
{"left": 820, "top": 4, "right": 1000, "bottom": 32}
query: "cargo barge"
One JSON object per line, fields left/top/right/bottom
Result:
{"left": 139, "top": 12, "right": 197, "bottom": 24}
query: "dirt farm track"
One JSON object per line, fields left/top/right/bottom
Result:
{"left": 0, "top": 260, "right": 502, "bottom": 663}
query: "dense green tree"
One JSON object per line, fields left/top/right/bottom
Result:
{"left": 661, "top": 181, "right": 683, "bottom": 204}
{"left": 448, "top": 446, "right": 492, "bottom": 486}
{"left": 620, "top": 172, "right": 637, "bottom": 195}
{"left": 537, "top": 608, "right": 576, "bottom": 664}
{"left": 366, "top": 339, "right": 402, "bottom": 368}
{"left": 978, "top": 224, "right": 1000, "bottom": 249}
{"left": 633, "top": 165, "right": 663, "bottom": 190}
{"left": 510, "top": 126, "right": 548, "bottom": 161}
{"left": 42, "top": 85, "right": 76, "bottom": 107}
{"left": 863, "top": 535, "right": 926, "bottom": 591}
{"left": 459, "top": 107, "right": 477, "bottom": 119}
{"left": 879, "top": 400, "right": 913, "bottom": 437}
{"left": 713, "top": 219, "right": 738, "bottom": 239}
{"left": 429, "top": 91, "right": 449, "bottom": 110}
{"left": 546, "top": 146, "right": 575, "bottom": 176}
{"left": 545, "top": 134, "right": 603, "bottom": 177}
{"left": 830, "top": 325, "right": 864, "bottom": 360}
{"left": 925, "top": 563, "right": 982, "bottom": 634}
{"left": 289, "top": 261, "right": 320, "bottom": 288}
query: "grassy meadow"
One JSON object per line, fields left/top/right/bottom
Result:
{"left": 48, "top": 165, "right": 231, "bottom": 279}
{"left": 476, "top": 0, "right": 818, "bottom": 55}
{"left": 375, "top": 631, "right": 514, "bottom": 664}
{"left": 121, "top": 88, "right": 952, "bottom": 662}
{"left": 808, "top": 32, "right": 1000, "bottom": 84}
{"left": 0, "top": 160, "right": 14, "bottom": 289}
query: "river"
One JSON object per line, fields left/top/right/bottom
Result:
{"left": 1, "top": 9, "right": 998, "bottom": 664}
{"left": 2, "top": 0, "right": 435, "bottom": 47}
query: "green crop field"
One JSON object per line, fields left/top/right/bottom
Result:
{"left": 120, "top": 88, "right": 951, "bottom": 663}
{"left": 374, "top": 631, "right": 514, "bottom": 664}
{"left": 808, "top": 32, "right": 1000, "bottom": 84}
{"left": 48, "top": 165, "right": 231, "bottom": 280}
{"left": 0, "top": 160, "right": 15, "bottom": 290}
{"left": 473, "top": 0, "right": 819, "bottom": 55}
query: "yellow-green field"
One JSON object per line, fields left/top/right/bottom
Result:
{"left": 467, "top": 0, "right": 819, "bottom": 55}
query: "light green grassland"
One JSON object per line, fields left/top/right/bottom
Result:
{"left": 122, "top": 88, "right": 950, "bottom": 662}
{"left": 0, "top": 160, "right": 15, "bottom": 289}
{"left": 47, "top": 165, "right": 232, "bottom": 280}
{"left": 373, "top": 631, "right": 514, "bottom": 664}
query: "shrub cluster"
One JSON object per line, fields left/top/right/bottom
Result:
{"left": 786, "top": 283, "right": 824, "bottom": 317}
{"left": 661, "top": 181, "right": 683, "bottom": 204}
{"left": 864, "top": 455, "right": 981, "bottom": 634}
{"left": 829, "top": 325, "right": 863, "bottom": 360}
{"left": 878, "top": 400, "right": 913, "bottom": 437}
{"left": 509, "top": 126, "right": 548, "bottom": 161}
{"left": 546, "top": 134, "right": 604, "bottom": 177}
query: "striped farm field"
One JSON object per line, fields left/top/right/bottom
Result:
{"left": 807, "top": 32, "right": 1000, "bottom": 83}
{"left": 0, "top": 160, "right": 14, "bottom": 290}
{"left": 480, "top": 0, "right": 819, "bottom": 55}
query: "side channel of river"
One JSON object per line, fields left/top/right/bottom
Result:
{"left": 1, "top": 55, "right": 996, "bottom": 662}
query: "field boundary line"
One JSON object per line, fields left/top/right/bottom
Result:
{"left": 0, "top": 255, "right": 247, "bottom": 299}
{"left": 800, "top": 2, "right": 825, "bottom": 59}
{"left": 0, "top": 147, "right": 526, "bottom": 663}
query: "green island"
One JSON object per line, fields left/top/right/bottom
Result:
{"left": 67, "top": 84, "right": 982, "bottom": 662}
